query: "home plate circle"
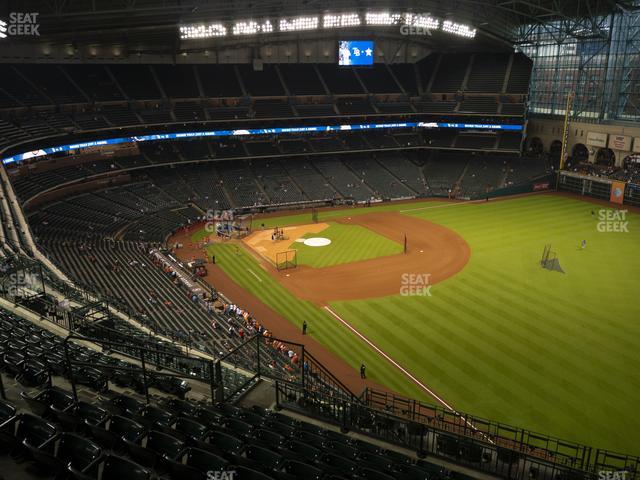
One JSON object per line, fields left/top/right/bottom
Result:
{"left": 303, "top": 237, "right": 332, "bottom": 247}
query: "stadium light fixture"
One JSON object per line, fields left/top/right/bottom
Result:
{"left": 233, "top": 20, "right": 273, "bottom": 35}
{"left": 442, "top": 20, "right": 476, "bottom": 38}
{"left": 279, "top": 16, "right": 319, "bottom": 32}
{"left": 179, "top": 23, "right": 227, "bottom": 39}
{"left": 323, "top": 13, "right": 361, "bottom": 28}
{"left": 408, "top": 14, "right": 440, "bottom": 31}
{"left": 365, "top": 12, "right": 403, "bottom": 25}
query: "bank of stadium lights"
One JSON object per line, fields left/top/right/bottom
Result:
{"left": 179, "top": 23, "right": 226, "bottom": 39}
{"left": 279, "top": 16, "right": 318, "bottom": 32}
{"left": 179, "top": 12, "right": 476, "bottom": 40}
{"left": 409, "top": 14, "right": 440, "bottom": 31}
{"left": 323, "top": 13, "right": 361, "bottom": 28}
{"left": 442, "top": 20, "right": 476, "bottom": 38}
{"left": 365, "top": 12, "right": 402, "bottom": 25}
{"left": 233, "top": 20, "right": 273, "bottom": 35}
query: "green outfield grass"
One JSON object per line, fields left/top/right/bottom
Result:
{"left": 290, "top": 222, "right": 402, "bottom": 268}
{"left": 195, "top": 195, "right": 640, "bottom": 454}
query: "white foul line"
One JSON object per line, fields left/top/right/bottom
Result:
{"left": 400, "top": 200, "right": 482, "bottom": 213}
{"left": 246, "top": 269, "right": 263, "bottom": 282}
{"left": 323, "top": 305, "right": 454, "bottom": 410}
{"left": 323, "top": 305, "right": 494, "bottom": 443}
{"left": 399, "top": 190, "right": 550, "bottom": 214}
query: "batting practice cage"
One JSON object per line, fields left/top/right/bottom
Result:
{"left": 540, "top": 244, "right": 564, "bottom": 273}
{"left": 276, "top": 250, "right": 297, "bottom": 271}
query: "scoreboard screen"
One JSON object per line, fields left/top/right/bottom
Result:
{"left": 338, "top": 40, "right": 374, "bottom": 66}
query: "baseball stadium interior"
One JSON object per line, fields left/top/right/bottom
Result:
{"left": 0, "top": 1, "right": 639, "bottom": 480}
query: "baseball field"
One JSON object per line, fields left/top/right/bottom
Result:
{"left": 183, "top": 193, "right": 640, "bottom": 454}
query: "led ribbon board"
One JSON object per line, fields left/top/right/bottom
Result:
{"left": 2, "top": 122, "right": 522, "bottom": 165}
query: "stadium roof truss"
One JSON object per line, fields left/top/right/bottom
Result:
{"left": 515, "top": 0, "right": 640, "bottom": 122}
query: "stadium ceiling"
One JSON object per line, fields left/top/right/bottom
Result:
{"left": 0, "top": 0, "right": 635, "bottom": 61}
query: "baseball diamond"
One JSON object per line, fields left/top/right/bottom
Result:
{"left": 1, "top": 4, "right": 640, "bottom": 479}
{"left": 172, "top": 193, "right": 640, "bottom": 455}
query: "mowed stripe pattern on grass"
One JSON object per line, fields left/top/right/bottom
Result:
{"left": 330, "top": 195, "right": 640, "bottom": 453}
{"left": 291, "top": 222, "right": 403, "bottom": 269}
{"left": 205, "top": 242, "right": 429, "bottom": 400}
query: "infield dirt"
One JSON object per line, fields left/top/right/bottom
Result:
{"left": 243, "top": 211, "right": 471, "bottom": 302}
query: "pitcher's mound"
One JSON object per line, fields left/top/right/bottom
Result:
{"left": 303, "top": 237, "right": 332, "bottom": 247}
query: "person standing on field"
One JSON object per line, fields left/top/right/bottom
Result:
{"left": 302, "top": 320, "right": 307, "bottom": 335}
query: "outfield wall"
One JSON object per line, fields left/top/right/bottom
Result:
{"left": 558, "top": 171, "right": 640, "bottom": 207}
{"left": 480, "top": 173, "right": 556, "bottom": 200}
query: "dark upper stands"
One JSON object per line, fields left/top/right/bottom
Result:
{"left": 108, "top": 65, "right": 162, "bottom": 100}
{"left": 430, "top": 54, "right": 471, "bottom": 93}
{"left": 279, "top": 65, "right": 325, "bottom": 95}
{"left": 0, "top": 53, "right": 529, "bottom": 108}
{"left": 0, "top": 53, "right": 531, "bottom": 154}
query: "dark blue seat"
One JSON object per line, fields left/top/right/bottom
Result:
{"left": 24, "top": 432, "right": 102, "bottom": 475}
{"left": 125, "top": 430, "right": 184, "bottom": 469}
{"left": 88, "top": 415, "right": 145, "bottom": 450}
{"left": 73, "top": 454, "right": 151, "bottom": 480}
{"left": 16, "top": 414, "right": 58, "bottom": 449}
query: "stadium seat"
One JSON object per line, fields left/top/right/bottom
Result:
{"left": 164, "top": 398, "right": 199, "bottom": 417}
{"left": 325, "top": 440, "right": 359, "bottom": 460}
{"left": 358, "top": 468, "right": 397, "bottom": 480}
{"left": 21, "top": 387, "right": 74, "bottom": 418}
{"left": 317, "top": 452, "right": 358, "bottom": 476}
{"left": 73, "top": 366, "right": 109, "bottom": 392}
{"left": 253, "top": 428, "right": 286, "bottom": 448}
{"left": 166, "top": 460, "right": 206, "bottom": 480}
{"left": 23, "top": 432, "right": 102, "bottom": 475}
{"left": 223, "top": 417, "right": 253, "bottom": 436}
{"left": 0, "top": 399, "right": 17, "bottom": 423}
{"left": 246, "top": 443, "right": 285, "bottom": 471}
{"left": 234, "top": 466, "right": 276, "bottom": 480}
{"left": 79, "top": 401, "right": 111, "bottom": 424}
{"left": 194, "top": 407, "right": 225, "bottom": 428}
{"left": 125, "top": 429, "right": 184, "bottom": 469}
{"left": 185, "top": 446, "right": 229, "bottom": 471}
{"left": 206, "top": 431, "right": 245, "bottom": 455}
{"left": 284, "top": 459, "right": 324, "bottom": 480}
{"left": 110, "top": 394, "right": 144, "bottom": 416}
{"left": 296, "top": 430, "right": 326, "bottom": 448}
{"left": 87, "top": 415, "right": 145, "bottom": 450}
{"left": 15, "top": 414, "right": 58, "bottom": 449}
{"left": 0, "top": 400, "right": 18, "bottom": 451}
{"left": 3, "top": 351, "right": 25, "bottom": 376}
{"left": 281, "top": 439, "right": 321, "bottom": 462}
{"left": 358, "top": 451, "right": 395, "bottom": 471}
{"left": 173, "top": 416, "right": 209, "bottom": 441}
{"left": 42, "top": 351, "right": 66, "bottom": 376}
{"left": 73, "top": 454, "right": 151, "bottom": 480}
{"left": 136, "top": 404, "right": 176, "bottom": 429}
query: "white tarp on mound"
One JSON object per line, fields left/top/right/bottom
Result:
{"left": 303, "top": 237, "right": 331, "bottom": 247}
